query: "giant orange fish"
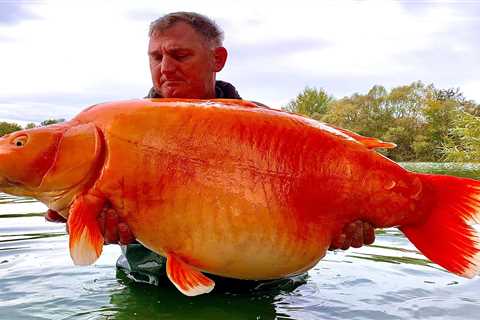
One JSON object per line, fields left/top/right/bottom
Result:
{"left": 0, "top": 99, "right": 479, "bottom": 296}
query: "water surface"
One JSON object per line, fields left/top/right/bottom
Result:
{"left": 0, "top": 162, "right": 479, "bottom": 319}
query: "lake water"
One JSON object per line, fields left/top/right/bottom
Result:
{"left": 1, "top": 162, "right": 479, "bottom": 320}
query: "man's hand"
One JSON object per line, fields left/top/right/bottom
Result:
{"left": 329, "top": 220, "right": 375, "bottom": 250}
{"left": 45, "top": 209, "right": 67, "bottom": 223}
{"left": 45, "top": 207, "right": 135, "bottom": 245}
{"left": 97, "top": 208, "right": 135, "bottom": 245}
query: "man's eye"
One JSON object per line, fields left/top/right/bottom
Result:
{"left": 174, "top": 53, "right": 189, "bottom": 60}
{"left": 151, "top": 54, "right": 162, "bottom": 62}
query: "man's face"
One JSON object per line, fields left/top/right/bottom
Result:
{"left": 148, "top": 22, "right": 226, "bottom": 99}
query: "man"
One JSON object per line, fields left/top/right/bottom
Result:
{"left": 47, "top": 12, "right": 375, "bottom": 287}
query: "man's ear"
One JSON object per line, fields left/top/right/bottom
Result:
{"left": 213, "top": 47, "right": 228, "bottom": 72}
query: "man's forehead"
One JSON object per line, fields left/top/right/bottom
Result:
{"left": 149, "top": 22, "right": 211, "bottom": 49}
{"left": 148, "top": 40, "right": 210, "bottom": 56}
{"left": 148, "top": 42, "right": 191, "bottom": 52}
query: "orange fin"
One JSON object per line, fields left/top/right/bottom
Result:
{"left": 68, "top": 193, "right": 105, "bottom": 266}
{"left": 400, "top": 174, "right": 480, "bottom": 278}
{"left": 328, "top": 124, "right": 396, "bottom": 149}
{"left": 166, "top": 253, "right": 215, "bottom": 296}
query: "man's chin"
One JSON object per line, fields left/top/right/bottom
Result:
{"left": 158, "top": 85, "right": 208, "bottom": 99}
{"left": 160, "top": 87, "right": 188, "bottom": 99}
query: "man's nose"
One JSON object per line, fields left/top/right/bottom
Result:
{"left": 160, "top": 55, "right": 176, "bottom": 74}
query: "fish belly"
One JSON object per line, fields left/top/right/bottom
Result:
{"left": 127, "top": 178, "right": 331, "bottom": 279}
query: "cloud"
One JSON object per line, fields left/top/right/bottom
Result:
{"left": 125, "top": 8, "right": 168, "bottom": 23}
{"left": 228, "top": 38, "right": 330, "bottom": 61}
{"left": 0, "top": 1, "right": 38, "bottom": 25}
{"left": 0, "top": 34, "right": 14, "bottom": 42}
{"left": 0, "top": 0, "right": 478, "bottom": 124}
{"left": 224, "top": 0, "right": 480, "bottom": 104}
{"left": 462, "top": 80, "right": 480, "bottom": 103}
{"left": 0, "top": 81, "right": 152, "bottom": 123}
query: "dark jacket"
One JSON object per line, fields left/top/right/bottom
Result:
{"left": 145, "top": 80, "right": 242, "bottom": 99}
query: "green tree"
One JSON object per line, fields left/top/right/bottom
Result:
{"left": 287, "top": 82, "right": 478, "bottom": 162}
{"left": 420, "top": 85, "right": 480, "bottom": 161}
{"left": 309, "top": 81, "right": 477, "bottom": 161}
{"left": 283, "top": 87, "right": 333, "bottom": 118}
{"left": 25, "top": 123, "right": 36, "bottom": 129}
{"left": 0, "top": 121, "right": 22, "bottom": 137}
{"left": 442, "top": 111, "right": 480, "bottom": 162}
{"left": 40, "top": 118, "right": 65, "bottom": 126}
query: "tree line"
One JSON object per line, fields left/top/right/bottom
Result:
{"left": 283, "top": 81, "right": 480, "bottom": 162}
{"left": 1, "top": 83, "right": 478, "bottom": 162}
{"left": 0, "top": 119, "right": 65, "bottom": 137}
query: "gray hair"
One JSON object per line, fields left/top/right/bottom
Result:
{"left": 149, "top": 12, "right": 224, "bottom": 47}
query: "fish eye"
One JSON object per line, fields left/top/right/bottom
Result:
{"left": 12, "top": 135, "right": 28, "bottom": 147}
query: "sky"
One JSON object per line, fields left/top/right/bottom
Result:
{"left": 0, "top": 0, "right": 479, "bottom": 125}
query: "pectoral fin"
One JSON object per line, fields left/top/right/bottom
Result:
{"left": 166, "top": 253, "right": 215, "bottom": 296}
{"left": 68, "top": 193, "right": 105, "bottom": 266}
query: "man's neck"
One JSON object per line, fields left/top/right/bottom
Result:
{"left": 145, "top": 80, "right": 241, "bottom": 100}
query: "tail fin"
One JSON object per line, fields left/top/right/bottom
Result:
{"left": 400, "top": 174, "right": 480, "bottom": 278}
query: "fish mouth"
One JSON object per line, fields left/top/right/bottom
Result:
{"left": 0, "top": 176, "right": 31, "bottom": 197}
{"left": 0, "top": 176, "right": 14, "bottom": 188}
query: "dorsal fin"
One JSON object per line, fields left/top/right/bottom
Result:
{"left": 327, "top": 125, "right": 396, "bottom": 150}
{"left": 147, "top": 98, "right": 395, "bottom": 150}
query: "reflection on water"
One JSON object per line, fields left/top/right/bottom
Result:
{"left": 0, "top": 163, "right": 479, "bottom": 319}
{"left": 92, "top": 274, "right": 305, "bottom": 320}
